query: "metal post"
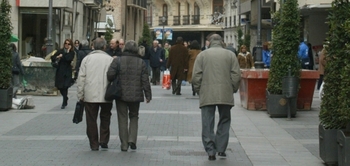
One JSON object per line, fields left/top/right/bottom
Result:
{"left": 162, "top": 16, "right": 166, "bottom": 46}
{"left": 46, "top": 0, "right": 53, "bottom": 56}
{"left": 254, "top": 0, "right": 264, "bottom": 69}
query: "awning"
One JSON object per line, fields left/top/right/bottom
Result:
{"left": 10, "top": 34, "right": 19, "bottom": 42}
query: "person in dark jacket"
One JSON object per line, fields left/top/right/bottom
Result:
{"left": 166, "top": 37, "right": 189, "bottom": 95}
{"left": 149, "top": 40, "right": 165, "bottom": 85}
{"left": 105, "top": 39, "right": 121, "bottom": 58}
{"left": 51, "top": 39, "right": 75, "bottom": 109}
{"left": 75, "top": 39, "right": 92, "bottom": 79}
{"left": 107, "top": 40, "right": 152, "bottom": 152}
{"left": 307, "top": 43, "right": 314, "bottom": 70}
{"left": 140, "top": 39, "right": 151, "bottom": 76}
{"left": 10, "top": 43, "right": 24, "bottom": 99}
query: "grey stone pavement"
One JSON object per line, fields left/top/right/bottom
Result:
{"left": 0, "top": 84, "right": 326, "bottom": 166}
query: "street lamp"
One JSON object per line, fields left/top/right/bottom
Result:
{"left": 161, "top": 16, "right": 166, "bottom": 45}
{"left": 254, "top": 0, "right": 264, "bottom": 69}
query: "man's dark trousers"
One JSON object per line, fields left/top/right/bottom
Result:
{"left": 85, "top": 102, "right": 113, "bottom": 150}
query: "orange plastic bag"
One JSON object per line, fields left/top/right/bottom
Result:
{"left": 162, "top": 69, "right": 171, "bottom": 90}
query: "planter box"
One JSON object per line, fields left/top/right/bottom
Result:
{"left": 19, "top": 65, "right": 58, "bottom": 96}
{"left": 0, "top": 87, "right": 13, "bottom": 111}
{"left": 266, "top": 90, "right": 297, "bottom": 117}
{"left": 319, "top": 124, "right": 338, "bottom": 165}
{"left": 239, "top": 69, "right": 319, "bottom": 110}
{"left": 338, "top": 129, "right": 350, "bottom": 166}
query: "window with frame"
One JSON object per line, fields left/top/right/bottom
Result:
{"left": 163, "top": 4, "right": 168, "bottom": 16}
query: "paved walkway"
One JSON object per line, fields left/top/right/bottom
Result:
{"left": 0, "top": 85, "right": 324, "bottom": 166}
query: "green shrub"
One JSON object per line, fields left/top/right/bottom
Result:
{"left": 320, "top": 0, "right": 350, "bottom": 129}
{"left": 0, "top": 0, "right": 13, "bottom": 89}
{"left": 267, "top": 0, "right": 301, "bottom": 94}
{"left": 138, "top": 23, "right": 152, "bottom": 45}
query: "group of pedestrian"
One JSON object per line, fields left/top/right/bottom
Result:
{"left": 75, "top": 38, "right": 152, "bottom": 152}
{"left": 50, "top": 34, "right": 242, "bottom": 161}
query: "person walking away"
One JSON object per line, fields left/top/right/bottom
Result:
{"left": 107, "top": 40, "right": 152, "bottom": 152}
{"left": 10, "top": 43, "right": 24, "bottom": 99}
{"left": 166, "top": 37, "right": 189, "bottom": 95}
{"left": 192, "top": 34, "right": 241, "bottom": 161}
{"left": 77, "top": 38, "right": 114, "bottom": 151}
{"left": 75, "top": 40, "right": 92, "bottom": 80}
{"left": 262, "top": 42, "right": 272, "bottom": 68}
{"left": 149, "top": 40, "right": 165, "bottom": 85}
{"left": 237, "top": 45, "right": 255, "bottom": 69}
{"left": 226, "top": 43, "right": 237, "bottom": 55}
{"left": 187, "top": 40, "right": 201, "bottom": 96}
{"left": 298, "top": 40, "right": 310, "bottom": 69}
{"left": 51, "top": 39, "right": 75, "bottom": 109}
{"left": 140, "top": 39, "right": 151, "bottom": 76}
{"left": 317, "top": 47, "right": 327, "bottom": 90}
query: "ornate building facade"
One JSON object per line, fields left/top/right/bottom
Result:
{"left": 147, "top": 0, "right": 224, "bottom": 46}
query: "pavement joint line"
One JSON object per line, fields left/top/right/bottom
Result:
{"left": 0, "top": 135, "right": 238, "bottom": 142}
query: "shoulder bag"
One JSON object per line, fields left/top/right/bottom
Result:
{"left": 105, "top": 58, "right": 122, "bottom": 101}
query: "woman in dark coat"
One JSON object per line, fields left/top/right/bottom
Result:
{"left": 107, "top": 40, "right": 152, "bottom": 151}
{"left": 51, "top": 39, "right": 75, "bottom": 109}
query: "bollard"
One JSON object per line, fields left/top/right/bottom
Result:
{"left": 282, "top": 67, "right": 299, "bottom": 120}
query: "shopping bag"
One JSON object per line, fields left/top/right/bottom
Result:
{"left": 162, "top": 69, "right": 171, "bottom": 90}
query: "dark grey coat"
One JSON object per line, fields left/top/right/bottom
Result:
{"left": 107, "top": 52, "right": 152, "bottom": 102}
{"left": 12, "top": 51, "right": 24, "bottom": 75}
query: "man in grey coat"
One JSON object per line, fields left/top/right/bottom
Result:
{"left": 192, "top": 34, "right": 241, "bottom": 161}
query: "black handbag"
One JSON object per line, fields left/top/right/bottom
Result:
{"left": 105, "top": 58, "right": 122, "bottom": 101}
{"left": 73, "top": 101, "right": 84, "bottom": 124}
{"left": 12, "top": 66, "right": 20, "bottom": 74}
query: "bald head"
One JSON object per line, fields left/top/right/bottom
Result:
{"left": 208, "top": 34, "right": 222, "bottom": 42}
{"left": 109, "top": 39, "right": 118, "bottom": 50}
{"left": 119, "top": 39, "right": 125, "bottom": 49}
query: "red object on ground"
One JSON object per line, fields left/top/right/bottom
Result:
{"left": 239, "top": 69, "right": 319, "bottom": 110}
{"left": 162, "top": 70, "right": 171, "bottom": 90}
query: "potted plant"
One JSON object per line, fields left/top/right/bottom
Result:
{"left": 319, "top": 0, "right": 350, "bottom": 165}
{"left": 266, "top": 0, "right": 301, "bottom": 117}
{"left": 138, "top": 23, "right": 152, "bottom": 46}
{"left": 0, "top": 0, "right": 13, "bottom": 111}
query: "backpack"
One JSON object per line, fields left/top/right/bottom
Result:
{"left": 138, "top": 45, "right": 145, "bottom": 57}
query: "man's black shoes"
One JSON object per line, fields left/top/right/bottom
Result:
{"left": 128, "top": 142, "right": 137, "bottom": 150}
{"left": 218, "top": 152, "right": 227, "bottom": 157}
{"left": 100, "top": 143, "right": 108, "bottom": 149}
{"left": 208, "top": 155, "right": 216, "bottom": 160}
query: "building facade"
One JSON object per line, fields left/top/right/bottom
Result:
{"left": 96, "top": 0, "right": 146, "bottom": 42}
{"left": 222, "top": 0, "right": 243, "bottom": 50}
{"left": 235, "top": 0, "right": 331, "bottom": 56}
{"left": 11, "top": 0, "right": 146, "bottom": 58}
{"left": 147, "top": 0, "right": 224, "bottom": 46}
{"left": 11, "top": 0, "right": 102, "bottom": 58}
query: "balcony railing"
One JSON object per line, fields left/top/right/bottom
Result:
{"left": 146, "top": 16, "right": 152, "bottom": 26}
{"left": 127, "top": 0, "right": 147, "bottom": 8}
{"left": 192, "top": 15, "right": 200, "bottom": 25}
{"left": 173, "top": 16, "right": 180, "bottom": 25}
{"left": 183, "top": 15, "right": 190, "bottom": 25}
{"left": 158, "top": 16, "right": 168, "bottom": 26}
